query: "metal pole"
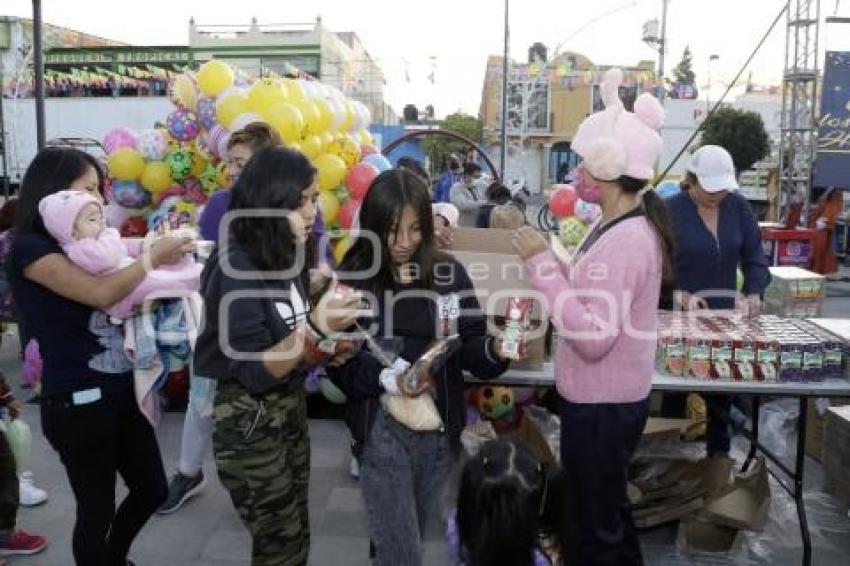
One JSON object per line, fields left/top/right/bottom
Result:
{"left": 33, "top": 0, "right": 46, "bottom": 151}
{"left": 499, "top": 0, "right": 509, "bottom": 182}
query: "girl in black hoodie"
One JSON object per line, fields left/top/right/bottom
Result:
{"left": 327, "top": 168, "right": 509, "bottom": 566}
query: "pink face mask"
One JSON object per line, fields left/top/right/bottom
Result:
{"left": 573, "top": 166, "right": 602, "bottom": 205}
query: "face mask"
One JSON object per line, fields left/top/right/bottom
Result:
{"left": 573, "top": 167, "right": 602, "bottom": 205}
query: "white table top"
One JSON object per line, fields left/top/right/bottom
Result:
{"left": 470, "top": 362, "right": 850, "bottom": 397}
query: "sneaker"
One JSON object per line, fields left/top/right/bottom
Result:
{"left": 349, "top": 456, "right": 360, "bottom": 479}
{"left": 0, "top": 530, "right": 48, "bottom": 556}
{"left": 157, "top": 471, "right": 205, "bottom": 515}
{"left": 18, "top": 472, "right": 48, "bottom": 507}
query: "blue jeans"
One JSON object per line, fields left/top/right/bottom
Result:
{"left": 359, "top": 408, "right": 454, "bottom": 566}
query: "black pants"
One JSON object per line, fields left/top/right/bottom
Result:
{"left": 660, "top": 393, "right": 732, "bottom": 455}
{"left": 41, "top": 386, "right": 167, "bottom": 566}
{"left": 559, "top": 396, "right": 650, "bottom": 566}
{"left": 0, "top": 430, "right": 18, "bottom": 530}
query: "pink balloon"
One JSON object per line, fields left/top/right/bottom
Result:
{"left": 102, "top": 127, "right": 138, "bottom": 154}
{"left": 345, "top": 162, "right": 380, "bottom": 201}
{"left": 550, "top": 184, "right": 578, "bottom": 218}
{"left": 339, "top": 199, "right": 359, "bottom": 231}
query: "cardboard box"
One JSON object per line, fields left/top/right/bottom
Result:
{"left": 451, "top": 227, "right": 550, "bottom": 369}
{"left": 678, "top": 518, "right": 742, "bottom": 554}
{"left": 702, "top": 456, "right": 770, "bottom": 530}
{"left": 763, "top": 266, "right": 825, "bottom": 318}
{"left": 805, "top": 397, "right": 850, "bottom": 462}
{"left": 823, "top": 405, "right": 850, "bottom": 507}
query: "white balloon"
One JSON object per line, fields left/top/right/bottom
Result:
{"left": 327, "top": 98, "right": 347, "bottom": 131}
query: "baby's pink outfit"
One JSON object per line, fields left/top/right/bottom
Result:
{"left": 39, "top": 190, "right": 201, "bottom": 319}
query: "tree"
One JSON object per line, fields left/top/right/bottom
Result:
{"left": 420, "top": 112, "right": 483, "bottom": 173}
{"left": 672, "top": 46, "right": 696, "bottom": 85}
{"left": 699, "top": 106, "right": 771, "bottom": 173}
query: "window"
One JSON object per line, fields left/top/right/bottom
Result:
{"left": 591, "top": 84, "right": 638, "bottom": 112}
{"left": 549, "top": 142, "right": 579, "bottom": 182}
{"left": 500, "top": 80, "right": 551, "bottom": 133}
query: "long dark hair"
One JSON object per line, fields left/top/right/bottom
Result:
{"left": 339, "top": 168, "right": 445, "bottom": 292}
{"left": 14, "top": 147, "right": 103, "bottom": 236}
{"left": 228, "top": 146, "right": 317, "bottom": 276}
{"left": 618, "top": 175, "right": 676, "bottom": 296}
{"left": 457, "top": 440, "right": 547, "bottom": 566}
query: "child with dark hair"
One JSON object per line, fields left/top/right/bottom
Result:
{"left": 449, "top": 440, "right": 565, "bottom": 566}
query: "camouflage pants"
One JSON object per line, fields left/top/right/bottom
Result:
{"left": 213, "top": 380, "right": 310, "bottom": 566}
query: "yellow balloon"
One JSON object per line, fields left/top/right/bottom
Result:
{"left": 313, "top": 98, "right": 334, "bottom": 133}
{"left": 263, "top": 102, "right": 304, "bottom": 143}
{"left": 300, "top": 135, "right": 323, "bottom": 159}
{"left": 216, "top": 91, "right": 249, "bottom": 129}
{"left": 341, "top": 102, "right": 356, "bottom": 132}
{"left": 283, "top": 79, "right": 306, "bottom": 102}
{"left": 197, "top": 60, "right": 234, "bottom": 97}
{"left": 319, "top": 190, "right": 340, "bottom": 223}
{"left": 140, "top": 161, "right": 173, "bottom": 193}
{"left": 247, "top": 78, "right": 287, "bottom": 115}
{"left": 320, "top": 131, "right": 335, "bottom": 151}
{"left": 189, "top": 147, "right": 209, "bottom": 177}
{"left": 327, "top": 136, "right": 361, "bottom": 169}
{"left": 294, "top": 100, "right": 322, "bottom": 139}
{"left": 333, "top": 237, "right": 351, "bottom": 265}
{"left": 313, "top": 153, "right": 348, "bottom": 191}
{"left": 107, "top": 147, "right": 145, "bottom": 181}
{"left": 356, "top": 129, "right": 373, "bottom": 145}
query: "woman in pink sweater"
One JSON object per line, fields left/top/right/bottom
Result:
{"left": 513, "top": 69, "right": 675, "bottom": 566}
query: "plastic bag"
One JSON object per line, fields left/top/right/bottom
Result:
{"left": 381, "top": 393, "right": 442, "bottom": 431}
{"left": 3, "top": 419, "right": 32, "bottom": 472}
{"left": 758, "top": 399, "right": 799, "bottom": 464}
{"left": 188, "top": 373, "right": 217, "bottom": 418}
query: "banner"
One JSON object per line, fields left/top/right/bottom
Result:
{"left": 814, "top": 51, "right": 850, "bottom": 188}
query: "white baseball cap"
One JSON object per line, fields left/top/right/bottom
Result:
{"left": 688, "top": 145, "right": 739, "bottom": 193}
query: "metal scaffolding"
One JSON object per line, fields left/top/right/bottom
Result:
{"left": 778, "top": 0, "right": 821, "bottom": 218}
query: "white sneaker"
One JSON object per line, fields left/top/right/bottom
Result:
{"left": 19, "top": 471, "right": 48, "bottom": 507}
{"left": 349, "top": 456, "right": 359, "bottom": 479}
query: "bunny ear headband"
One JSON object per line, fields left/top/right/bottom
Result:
{"left": 571, "top": 68, "right": 666, "bottom": 182}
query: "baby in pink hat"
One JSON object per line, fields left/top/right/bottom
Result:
{"left": 38, "top": 190, "right": 202, "bottom": 319}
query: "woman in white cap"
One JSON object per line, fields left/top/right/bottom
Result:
{"left": 661, "top": 144, "right": 771, "bottom": 457}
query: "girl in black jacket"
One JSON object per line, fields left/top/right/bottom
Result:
{"left": 327, "top": 168, "right": 509, "bottom": 566}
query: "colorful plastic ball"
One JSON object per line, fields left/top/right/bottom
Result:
{"left": 313, "top": 154, "right": 348, "bottom": 191}
{"left": 111, "top": 181, "right": 150, "bottom": 209}
{"left": 475, "top": 385, "right": 515, "bottom": 420}
{"left": 164, "top": 149, "right": 193, "bottom": 183}
{"left": 166, "top": 108, "right": 201, "bottom": 142}
{"left": 196, "top": 96, "right": 218, "bottom": 130}
{"left": 559, "top": 216, "right": 588, "bottom": 247}
{"left": 345, "top": 162, "right": 379, "bottom": 202}
{"left": 137, "top": 129, "right": 168, "bottom": 161}
{"left": 102, "top": 127, "right": 138, "bottom": 155}
{"left": 197, "top": 60, "right": 234, "bottom": 97}
{"left": 107, "top": 147, "right": 145, "bottom": 181}
{"left": 574, "top": 198, "right": 602, "bottom": 225}
{"left": 549, "top": 184, "right": 578, "bottom": 218}
{"left": 168, "top": 74, "right": 198, "bottom": 111}
{"left": 140, "top": 161, "right": 173, "bottom": 193}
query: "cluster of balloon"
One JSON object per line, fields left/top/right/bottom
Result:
{"left": 548, "top": 184, "right": 602, "bottom": 249}
{"left": 103, "top": 60, "right": 384, "bottom": 252}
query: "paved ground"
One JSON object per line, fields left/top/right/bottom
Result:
{"left": 4, "top": 273, "right": 850, "bottom": 565}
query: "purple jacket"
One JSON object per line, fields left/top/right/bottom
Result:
{"left": 198, "top": 190, "right": 333, "bottom": 264}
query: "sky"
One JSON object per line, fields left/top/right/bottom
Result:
{"left": 5, "top": 0, "right": 850, "bottom": 117}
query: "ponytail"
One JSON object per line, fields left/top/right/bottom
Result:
{"left": 641, "top": 189, "right": 676, "bottom": 296}
{"left": 617, "top": 176, "right": 676, "bottom": 296}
